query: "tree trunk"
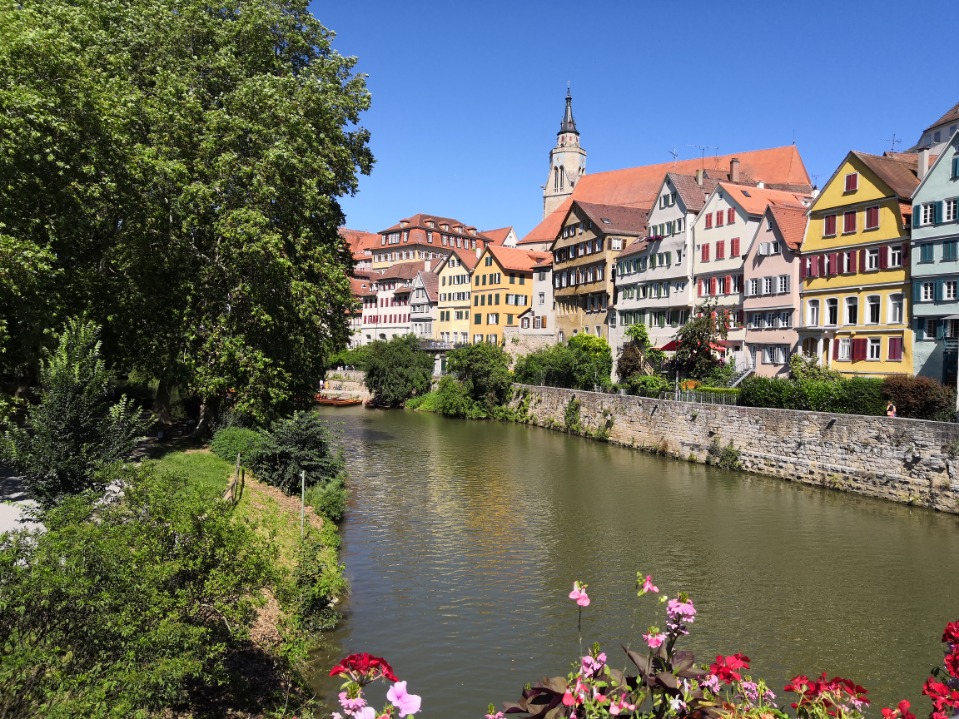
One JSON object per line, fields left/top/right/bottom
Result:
{"left": 192, "top": 397, "right": 216, "bottom": 439}
{"left": 153, "top": 378, "right": 174, "bottom": 426}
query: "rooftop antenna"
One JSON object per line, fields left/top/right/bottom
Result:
{"left": 882, "top": 133, "right": 902, "bottom": 153}
{"left": 669, "top": 148, "right": 679, "bottom": 162}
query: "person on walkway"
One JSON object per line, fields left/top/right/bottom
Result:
{"left": 886, "top": 401, "right": 897, "bottom": 418}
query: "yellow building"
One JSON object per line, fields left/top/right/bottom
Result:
{"left": 798, "top": 151, "right": 918, "bottom": 375}
{"left": 471, "top": 245, "right": 551, "bottom": 344}
{"left": 434, "top": 248, "right": 477, "bottom": 346}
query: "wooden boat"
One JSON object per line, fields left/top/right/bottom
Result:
{"left": 314, "top": 395, "right": 362, "bottom": 406}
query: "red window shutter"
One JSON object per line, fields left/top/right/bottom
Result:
{"left": 833, "top": 339, "right": 840, "bottom": 360}
{"left": 710, "top": 277, "right": 717, "bottom": 295}
{"left": 717, "top": 240, "right": 725, "bottom": 259}
{"left": 859, "top": 249, "right": 866, "bottom": 273}
{"left": 888, "top": 336, "right": 902, "bottom": 361}
{"left": 852, "top": 338, "right": 867, "bottom": 361}
{"left": 828, "top": 253, "right": 839, "bottom": 276}
{"left": 725, "top": 275, "right": 732, "bottom": 294}
{"left": 716, "top": 210, "right": 724, "bottom": 227}
{"left": 727, "top": 208, "right": 735, "bottom": 225}
{"left": 799, "top": 256, "right": 807, "bottom": 279}
{"left": 844, "top": 211, "right": 857, "bottom": 234}
{"left": 824, "top": 215, "right": 837, "bottom": 235}
{"left": 705, "top": 214, "right": 713, "bottom": 229}
{"left": 698, "top": 280, "right": 704, "bottom": 297}
{"left": 810, "top": 256, "right": 819, "bottom": 277}
{"left": 541, "top": 316, "right": 547, "bottom": 328}
{"left": 702, "top": 244, "right": 710, "bottom": 261}
{"left": 731, "top": 237, "right": 740, "bottom": 256}
{"left": 879, "top": 246, "right": 889, "bottom": 269}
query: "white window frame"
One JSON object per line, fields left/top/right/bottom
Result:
{"left": 867, "top": 338, "right": 881, "bottom": 361}
{"left": 945, "top": 198, "right": 958, "bottom": 223}
{"left": 838, "top": 338, "right": 851, "bottom": 360}
{"left": 888, "top": 294, "right": 903, "bottom": 324}
{"left": 889, "top": 245, "right": 902, "bottom": 267}
{"left": 866, "top": 295, "right": 881, "bottom": 325}
{"left": 921, "top": 203, "right": 936, "bottom": 226}
{"left": 922, "top": 282, "right": 935, "bottom": 301}
{"left": 946, "top": 281, "right": 958, "bottom": 301}
{"left": 866, "top": 248, "right": 880, "bottom": 270}
{"left": 807, "top": 299, "right": 820, "bottom": 327}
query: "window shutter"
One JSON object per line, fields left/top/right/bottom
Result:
{"left": 542, "top": 316, "right": 547, "bottom": 328}
{"left": 937, "top": 320, "right": 946, "bottom": 340}
{"left": 859, "top": 249, "right": 866, "bottom": 272}
{"left": 852, "top": 338, "right": 867, "bottom": 361}
{"left": 799, "top": 256, "right": 807, "bottom": 279}
{"left": 915, "top": 316, "right": 925, "bottom": 340}
{"left": 953, "top": 157, "right": 959, "bottom": 179}
{"left": 913, "top": 280, "right": 923, "bottom": 303}
{"left": 832, "top": 339, "right": 840, "bottom": 360}
{"left": 698, "top": 280, "right": 704, "bottom": 297}
{"left": 810, "top": 256, "right": 819, "bottom": 278}
{"left": 725, "top": 276, "right": 732, "bottom": 294}
{"left": 731, "top": 237, "right": 740, "bottom": 256}
{"left": 728, "top": 208, "right": 735, "bottom": 225}
{"left": 935, "top": 201, "right": 944, "bottom": 224}
{"left": 912, "top": 206, "right": 921, "bottom": 228}
{"left": 710, "top": 277, "right": 717, "bottom": 295}
{"left": 937, "top": 279, "right": 946, "bottom": 301}
{"left": 829, "top": 253, "right": 839, "bottom": 276}
{"left": 888, "top": 337, "right": 903, "bottom": 361}
{"left": 879, "top": 246, "right": 888, "bottom": 269}
{"left": 702, "top": 244, "right": 710, "bottom": 262}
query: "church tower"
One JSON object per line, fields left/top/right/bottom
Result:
{"left": 543, "top": 88, "right": 586, "bottom": 219}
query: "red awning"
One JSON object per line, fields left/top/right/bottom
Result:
{"left": 656, "top": 339, "right": 727, "bottom": 352}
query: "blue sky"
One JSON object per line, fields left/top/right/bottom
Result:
{"left": 310, "top": 0, "right": 959, "bottom": 240}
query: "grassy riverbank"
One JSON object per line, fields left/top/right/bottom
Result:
{"left": 150, "top": 447, "right": 346, "bottom": 716}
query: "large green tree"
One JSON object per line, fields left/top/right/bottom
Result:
{"left": 0, "top": 0, "right": 372, "bottom": 426}
{"left": 363, "top": 335, "right": 434, "bottom": 407}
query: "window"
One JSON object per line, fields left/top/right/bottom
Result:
{"left": 778, "top": 275, "right": 790, "bottom": 293}
{"left": 944, "top": 240, "right": 958, "bottom": 261}
{"left": 715, "top": 210, "right": 724, "bottom": 227}
{"left": 868, "top": 338, "right": 881, "bottom": 360}
{"left": 866, "top": 248, "right": 880, "bottom": 270}
{"left": 922, "top": 282, "right": 935, "bottom": 301}
{"left": 838, "top": 338, "right": 851, "bottom": 360}
{"left": 474, "top": 313, "right": 481, "bottom": 325}
{"left": 701, "top": 244, "right": 710, "bottom": 262}
{"left": 845, "top": 297, "right": 858, "bottom": 325}
{"left": 824, "top": 214, "right": 837, "bottom": 236}
{"left": 826, "top": 298, "right": 838, "bottom": 326}
{"left": 889, "top": 244, "right": 902, "bottom": 267}
{"left": 807, "top": 300, "right": 820, "bottom": 327}
{"left": 705, "top": 213, "right": 713, "bottom": 229}
{"left": 867, "top": 296, "right": 880, "bottom": 324}
{"left": 485, "top": 256, "right": 493, "bottom": 266}
{"left": 865, "top": 206, "right": 880, "bottom": 230}
{"left": 748, "top": 278, "right": 759, "bottom": 296}
{"left": 844, "top": 172, "right": 859, "bottom": 192}
{"left": 946, "top": 281, "right": 958, "bottom": 301}
{"left": 487, "top": 313, "right": 499, "bottom": 325}
{"left": 921, "top": 203, "right": 936, "bottom": 226}
{"left": 946, "top": 198, "right": 958, "bottom": 222}
{"left": 538, "top": 292, "right": 545, "bottom": 305}
{"left": 780, "top": 311, "right": 792, "bottom": 328}
{"left": 920, "top": 244, "right": 935, "bottom": 263}
{"left": 716, "top": 240, "right": 725, "bottom": 260}
{"left": 888, "top": 337, "right": 903, "bottom": 361}
{"left": 889, "top": 294, "right": 903, "bottom": 324}
{"left": 843, "top": 211, "right": 857, "bottom": 234}
{"left": 763, "top": 277, "right": 774, "bottom": 295}
{"left": 730, "top": 237, "right": 740, "bottom": 256}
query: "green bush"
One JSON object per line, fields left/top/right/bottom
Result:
{"left": 210, "top": 426, "right": 265, "bottom": 463}
{"left": 738, "top": 375, "right": 885, "bottom": 416}
{"left": 626, "top": 374, "right": 671, "bottom": 397}
{"left": 0, "top": 464, "right": 273, "bottom": 717}
{"left": 306, "top": 474, "right": 348, "bottom": 523}
{"left": 737, "top": 376, "right": 800, "bottom": 409}
{"left": 1, "top": 319, "right": 144, "bottom": 510}
{"left": 248, "top": 411, "right": 345, "bottom": 495}
{"left": 363, "top": 335, "right": 434, "bottom": 407}
{"left": 833, "top": 377, "right": 886, "bottom": 416}
{"left": 882, "top": 374, "right": 956, "bottom": 421}
{"left": 696, "top": 386, "right": 741, "bottom": 398}
{"left": 446, "top": 342, "right": 513, "bottom": 411}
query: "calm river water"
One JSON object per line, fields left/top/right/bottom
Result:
{"left": 310, "top": 406, "right": 959, "bottom": 717}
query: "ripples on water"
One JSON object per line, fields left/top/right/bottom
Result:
{"left": 312, "top": 408, "right": 959, "bottom": 717}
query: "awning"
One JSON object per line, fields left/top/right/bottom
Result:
{"left": 657, "top": 339, "right": 727, "bottom": 352}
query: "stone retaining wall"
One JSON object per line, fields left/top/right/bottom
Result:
{"left": 510, "top": 384, "right": 959, "bottom": 513}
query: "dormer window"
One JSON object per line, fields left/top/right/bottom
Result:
{"left": 426, "top": 220, "right": 434, "bottom": 228}
{"left": 844, "top": 173, "right": 859, "bottom": 193}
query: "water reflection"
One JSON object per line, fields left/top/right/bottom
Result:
{"left": 313, "top": 407, "right": 959, "bottom": 717}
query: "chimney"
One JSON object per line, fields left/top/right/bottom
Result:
{"left": 424, "top": 259, "right": 431, "bottom": 272}
{"left": 919, "top": 148, "right": 930, "bottom": 180}
{"left": 729, "top": 157, "right": 740, "bottom": 183}
{"left": 695, "top": 168, "right": 704, "bottom": 186}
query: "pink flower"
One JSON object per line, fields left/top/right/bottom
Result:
{"left": 640, "top": 574, "right": 659, "bottom": 594}
{"left": 562, "top": 690, "right": 576, "bottom": 707}
{"left": 339, "top": 692, "right": 367, "bottom": 712}
{"left": 569, "top": 581, "right": 590, "bottom": 607}
{"left": 351, "top": 708, "right": 376, "bottom": 719}
{"left": 643, "top": 631, "right": 666, "bottom": 649}
{"left": 387, "top": 681, "right": 422, "bottom": 717}
{"left": 486, "top": 712, "right": 506, "bottom": 719}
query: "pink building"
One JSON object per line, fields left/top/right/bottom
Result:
{"left": 742, "top": 205, "right": 808, "bottom": 376}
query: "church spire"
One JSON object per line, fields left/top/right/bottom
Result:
{"left": 559, "top": 85, "right": 578, "bottom": 135}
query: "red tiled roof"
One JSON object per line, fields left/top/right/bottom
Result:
{"left": 520, "top": 145, "right": 811, "bottom": 244}
{"left": 340, "top": 227, "right": 378, "bottom": 259}
{"left": 923, "top": 100, "right": 959, "bottom": 133}
{"left": 618, "top": 237, "right": 650, "bottom": 259}
{"left": 571, "top": 201, "right": 649, "bottom": 235}
{"left": 719, "top": 183, "right": 808, "bottom": 216}
{"left": 350, "top": 277, "right": 375, "bottom": 297}
{"left": 479, "top": 227, "right": 513, "bottom": 246}
{"left": 852, "top": 151, "right": 919, "bottom": 201}
{"left": 378, "top": 261, "right": 425, "bottom": 281}
{"left": 766, "top": 205, "right": 808, "bottom": 251}
{"left": 487, "top": 245, "right": 552, "bottom": 273}
{"left": 379, "top": 212, "right": 481, "bottom": 237}
{"left": 666, "top": 172, "right": 722, "bottom": 213}
{"left": 416, "top": 271, "right": 440, "bottom": 302}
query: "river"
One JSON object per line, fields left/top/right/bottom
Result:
{"left": 310, "top": 405, "right": 959, "bottom": 717}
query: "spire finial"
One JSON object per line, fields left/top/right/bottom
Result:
{"left": 559, "top": 85, "right": 578, "bottom": 136}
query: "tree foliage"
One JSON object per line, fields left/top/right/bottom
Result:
{"left": 0, "top": 0, "right": 372, "bottom": 423}
{"left": 670, "top": 301, "right": 730, "bottom": 381}
{"left": 248, "top": 410, "right": 345, "bottom": 495}
{"left": 0, "top": 465, "right": 274, "bottom": 718}
{"left": 515, "top": 335, "right": 612, "bottom": 391}
{"left": 363, "top": 335, "right": 434, "bottom": 407}
{"left": 446, "top": 342, "right": 513, "bottom": 412}
{"left": 882, "top": 374, "right": 956, "bottom": 422}
{"left": 2, "top": 319, "right": 143, "bottom": 510}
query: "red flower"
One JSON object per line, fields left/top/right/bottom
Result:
{"left": 923, "top": 677, "right": 959, "bottom": 713}
{"left": 709, "top": 654, "right": 751, "bottom": 684}
{"left": 329, "top": 653, "right": 399, "bottom": 683}
{"left": 942, "top": 620, "right": 959, "bottom": 646}
{"left": 946, "top": 650, "right": 959, "bottom": 680}
{"left": 881, "top": 699, "right": 915, "bottom": 719}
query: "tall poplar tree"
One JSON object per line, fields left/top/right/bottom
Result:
{"left": 0, "top": 0, "right": 372, "bottom": 424}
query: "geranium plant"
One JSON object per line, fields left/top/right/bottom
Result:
{"left": 330, "top": 652, "right": 421, "bottom": 719}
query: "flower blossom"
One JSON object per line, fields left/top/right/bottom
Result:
{"left": 643, "top": 631, "right": 666, "bottom": 649}
{"left": 569, "top": 581, "right": 590, "bottom": 607}
{"left": 638, "top": 574, "right": 659, "bottom": 595}
{"left": 330, "top": 653, "right": 399, "bottom": 683}
{"left": 665, "top": 596, "right": 696, "bottom": 635}
{"left": 709, "top": 653, "right": 751, "bottom": 685}
{"left": 580, "top": 652, "right": 606, "bottom": 678}
{"left": 881, "top": 699, "right": 916, "bottom": 719}
{"left": 387, "top": 681, "right": 422, "bottom": 717}
{"left": 339, "top": 692, "right": 367, "bottom": 712}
